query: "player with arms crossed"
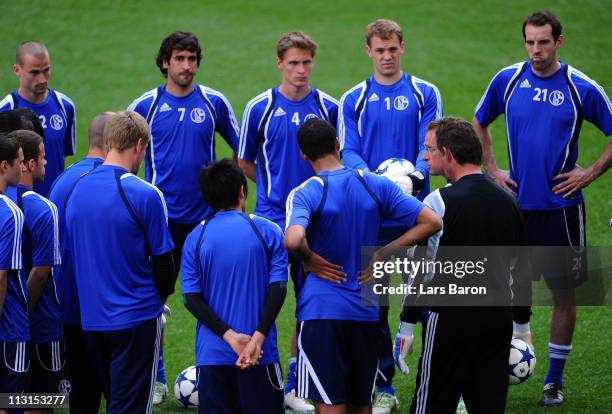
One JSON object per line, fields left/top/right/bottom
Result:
{"left": 285, "top": 118, "right": 441, "bottom": 414}
{"left": 472, "top": 10, "right": 612, "bottom": 406}
{"left": 337, "top": 19, "right": 443, "bottom": 412}
{"left": 48, "top": 112, "right": 112, "bottom": 412}
{"left": 65, "top": 111, "right": 175, "bottom": 414}
{"left": 129, "top": 31, "right": 240, "bottom": 402}
{"left": 0, "top": 41, "right": 76, "bottom": 197}
{"left": 238, "top": 31, "right": 338, "bottom": 412}
{"left": 182, "top": 160, "right": 287, "bottom": 414}
{"left": 0, "top": 133, "right": 25, "bottom": 413}
{"left": 5, "top": 130, "right": 65, "bottom": 411}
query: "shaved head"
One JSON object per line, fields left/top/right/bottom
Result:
{"left": 88, "top": 112, "right": 114, "bottom": 152}
{"left": 16, "top": 41, "right": 49, "bottom": 65}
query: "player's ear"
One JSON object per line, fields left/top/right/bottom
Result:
{"left": 276, "top": 56, "right": 282, "bottom": 69}
{"left": 299, "top": 150, "right": 309, "bottom": 162}
{"left": 13, "top": 63, "right": 20, "bottom": 76}
{"left": 556, "top": 34, "right": 564, "bottom": 48}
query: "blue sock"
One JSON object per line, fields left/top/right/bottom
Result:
{"left": 545, "top": 342, "right": 572, "bottom": 386}
{"left": 156, "top": 348, "right": 166, "bottom": 384}
{"left": 285, "top": 357, "right": 297, "bottom": 395}
{"left": 377, "top": 385, "right": 396, "bottom": 396}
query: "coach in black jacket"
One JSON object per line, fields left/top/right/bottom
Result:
{"left": 395, "top": 116, "right": 530, "bottom": 414}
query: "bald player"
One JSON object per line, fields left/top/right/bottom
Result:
{"left": 1, "top": 41, "right": 76, "bottom": 197}
{"left": 48, "top": 112, "right": 112, "bottom": 413}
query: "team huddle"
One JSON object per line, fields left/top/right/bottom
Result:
{"left": 0, "top": 10, "right": 610, "bottom": 414}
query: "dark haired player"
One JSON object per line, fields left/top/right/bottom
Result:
{"left": 5, "top": 130, "right": 65, "bottom": 408}
{"left": 128, "top": 31, "right": 240, "bottom": 401}
{"left": 473, "top": 10, "right": 612, "bottom": 406}
{"left": 285, "top": 118, "right": 440, "bottom": 414}
{"left": 0, "top": 41, "right": 76, "bottom": 197}
{"left": 0, "top": 133, "right": 26, "bottom": 409}
{"left": 181, "top": 159, "right": 287, "bottom": 414}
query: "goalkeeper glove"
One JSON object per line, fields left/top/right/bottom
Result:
{"left": 394, "top": 322, "right": 415, "bottom": 375}
{"left": 407, "top": 171, "right": 425, "bottom": 196}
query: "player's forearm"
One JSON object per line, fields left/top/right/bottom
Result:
{"left": 153, "top": 251, "right": 176, "bottom": 300}
{"left": 184, "top": 293, "right": 231, "bottom": 338}
{"left": 586, "top": 141, "right": 612, "bottom": 180}
{"left": 0, "top": 271, "right": 7, "bottom": 319}
{"left": 27, "top": 266, "right": 50, "bottom": 312}
{"left": 341, "top": 149, "right": 369, "bottom": 170}
{"left": 256, "top": 281, "right": 287, "bottom": 336}
{"left": 472, "top": 116, "right": 499, "bottom": 172}
{"left": 238, "top": 159, "right": 257, "bottom": 182}
{"left": 378, "top": 207, "right": 442, "bottom": 259}
{"left": 284, "top": 225, "right": 311, "bottom": 262}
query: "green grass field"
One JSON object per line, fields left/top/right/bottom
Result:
{"left": 1, "top": 1, "right": 610, "bottom": 412}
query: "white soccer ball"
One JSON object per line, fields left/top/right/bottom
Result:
{"left": 508, "top": 338, "right": 536, "bottom": 385}
{"left": 375, "top": 158, "right": 415, "bottom": 195}
{"left": 174, "top": 365, "right": 198, "bottom": 408}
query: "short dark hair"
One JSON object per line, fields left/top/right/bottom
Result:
{"left": 523, "top": 11, "right": 563, "bottom": 42}
{"left": 297, "top": 118, "right": 337, "bottom": 161}
{"left": 199, "top": 159, "right": 247, "bottom": 211}
{"left": 0, "top": 132, "right": 22, "bottom": 165}
{"left": 277, "top": 31, "right": 318, "bottom": 59}
{"left": 0, "top": 108, "right": 44, "bottom": 138}
{"left": 428, "top": 117, "right": 482, "bottom": 166}
{"left": 156, "top": 31, "right": 202, "bottom": 77}
{"left": 9, "top": 130, "right": 42, "bottom": 163}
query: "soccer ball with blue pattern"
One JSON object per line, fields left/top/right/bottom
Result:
{"left": 174, "top": 366, "right": 198, "bottom": 408}
{"left": 508, "top": 338, "right": 536, "bottom": 385}
{"left": 375, "top": 158, "right": 415, "bottom": 195}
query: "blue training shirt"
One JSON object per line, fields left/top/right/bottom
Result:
{"left": 239, "top": 87, "right": 339, "bottom": 228}
{"left": 286, "top": 167, "right": 424, "bottom": 322}
{"left": 181, "top": 210, "right": 288, "bottom": 366}
{"left": 128, "top": 85, "right": 240, "bottom": 224}
{"left": 0, "top": 90, "right": 76, "bottom": 197}
{"left": 65, "top": 165, "right": 174, "bottom": 331}
{"left": 49, "top": 157, "right": 103, "bottom": 325}
{"left": 338, "top": 73, "right": 443, "bottom": 200}
{"left": 0, "top": 193, "right": 26, "bottom": 342}
{"left": 6, "top": 185, "right": 61, "bottom": 342}
{"left": 475, "top": 61, "right": 612, "bottom": 210}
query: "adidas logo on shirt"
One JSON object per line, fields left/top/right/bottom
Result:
{"left": 519, "top": 79, "right": 531, "bottom": 88}
{"left": 274, "top": 107, "right": 286, "bottom": 117}
{"left": 159, "top": 102, "right": 172, "bottom": 112}
{"left": 368, "top": 93, "right": 380, "bottom": 102}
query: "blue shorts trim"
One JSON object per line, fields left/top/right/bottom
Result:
{"left": 1, "top": 340, "right": 29, "bottom": 393}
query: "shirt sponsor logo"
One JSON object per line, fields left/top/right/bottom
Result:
{"left": 190, "top": 107, "right": 206, "bottom": 123}
{"left": 159, "top": 102, "right": 172, "bottom": 112}
{"left": 274, "top": 107, "right": 286, "bottom": 117}
{"left": 304, "top": 113, "right": 319, "bottom": 121}
{"left": 50, "top": 114, "right": 64, "bottom": 130}
{"left": 519, "top": 79, "right": 531, "bottom": 88}
{"left": 368, "top": 93, "right": 380, "bottom": 102}
{"left": 394, "top": 96, "right": 410, "bottom": 111}
{"left": 549, "top": 90, "right": 564, "bottom": 106}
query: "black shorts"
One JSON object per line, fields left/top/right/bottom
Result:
{"left": 524, "top": 203, "right": 587, "bottom": 289}
{"left": 197, "top": 364, "right": 284, "bottom": 414}
{"left": 26, "top": 340, "right": 70, "bottom": 394}
{"left": 0, "top": 340, "right": 29, "bottom": 393}
{"left": 297, "top": 320, "right": 378, "bottom": 406}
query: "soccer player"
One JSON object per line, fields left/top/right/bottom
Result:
{"left": 48, "top": 111, "right": 112, "bottom": 413}
{"left": 337, "top": 19, "right": 443, "bottom": 412}
{"left": 285, "top": 118, "right": 441, "bottom": 414}
{"left": 238, "top": 31, "right": 338, "bottom": 412}
{"left": 5, "top": 130, "right": 64, "bottom": 412}
{"left": 65, "top": 111, "right": 175, "bottom": 414}
{"left": 181, "top": 159, "right": 287, "bottom": 414}
{"left": 0, "top": 133, "right": 25, "bottom": 411}
{"left": 129, "top": 33, "right": 240, "bottom": 400}
{"left": 395, "top": 117, "right": 527, "bottom": 414}
{"left": 0, "top": 41, "right": 76, "bottom": 197}
{"left": 472, "top": 10, "right": 612, "bottom": 406}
